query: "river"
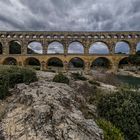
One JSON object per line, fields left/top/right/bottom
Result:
{"left": 117, "top": 75, "right": 140, "bottom": 88}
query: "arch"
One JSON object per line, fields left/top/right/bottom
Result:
{"left": 3, "top": 57, "right": 17, "bottom": 65}
{"left": 136, "top": 42, "right": 140, "bottom": 55}
{"left": 115, "top": 41, "right": 130, "bottom": 54}
{"left": 47, "top": 57, "right": 63, "bottom": 67}
{"left": 68, "top": 42, "right": 84, "bottom": 54}
{"left": 47, "top": 41, "right": 64, "bottom": 54}
{"left": 89, "top": 42, "right": 109, "bottom": 54}
{"left": 118, "top": 57, "right": 130, "bottom": 68}
{"left": 91, "top": 57, "right": 112, "bottom": 70}
{"left": 25, "top": 57, "right": 40, "bottom": 66}
{"left": 9, "top": 40, "right": 21, "bottom": 54}
{"left": 68, "top": 57, "right": 84, "bottom": 69}
{"left": 0, "top": 43, "right": 3, "bottom": 54}
{"left": 28, "top": 41, "right": 43, "bottom": 54}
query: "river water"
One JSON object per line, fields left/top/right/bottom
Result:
{"left": 117, "top": 75, "right": 140, "bottom": 88}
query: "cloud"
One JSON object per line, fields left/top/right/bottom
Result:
{"left": 0, "top": 0, "right": 139, "bottom": 31}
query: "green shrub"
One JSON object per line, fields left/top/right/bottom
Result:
{"left": 0, "top": 75, "right": 10, "bottom": 99}
{"left": 20, "top": 68, "right": 38, "bottom": 84}
{"left": 96, "top": 119, "right": 124, "bottom": 140}
{"left": 71, "top": 72, "right": 87, "bottom": 81}
{"left": 97, "top": 90, "right": 140, "bottom": 140}
{"left": 53, "top": 73, "right": 69, "bottom": 84}
{"left": 7, "top": 71, "right": 23, "bottom": 88}
{"left": 0, "top": 66, "right": 37, "bottom": 100}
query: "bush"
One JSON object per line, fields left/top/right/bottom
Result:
{"left": 97, "top": 90, "right": 140, "bottom": 140}
{"left": 96, "top": 119, "right": 124, "bottom": 140}
{"left": 71, "top": 72, "right": 87, "bottom": 81}
{"left": 53, "top": 73, "right": 69, "bottom": 84}
{"left": 0, "top": 75, "right": 10, "bottom": 99}
{"left": 0, "top": 66, "right": 38, "bottom": 100}
{"left": 20, "top": 68, "right": 38, "bottom": 84}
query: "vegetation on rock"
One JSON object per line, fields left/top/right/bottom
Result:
{"left": 0, "top": 65, "right": 37, "bottom": 99}
{"left": 71, "top": 72, "right": 87, "bottom": 81}
{"left": 97, "top": 89, "right": 140, "bottom": 140}
{"left": 129, "top": 54, "right": 140, "bottom": 65}
{"left": 53, "top": 73, "right": 69, "bottom": 84}
{"left": 96, "top": 119, "right": 124, "bottom": 140}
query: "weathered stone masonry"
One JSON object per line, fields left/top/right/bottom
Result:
{"left": 0, "top": 31, "right": 140, "bottom": 72}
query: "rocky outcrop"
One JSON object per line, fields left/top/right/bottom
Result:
{"left": 0, "top": 79, "right": 103, "bottom": 140}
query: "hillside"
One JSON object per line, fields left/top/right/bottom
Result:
{"left": 0, "top": 72, "right": 103, "bottom": 140}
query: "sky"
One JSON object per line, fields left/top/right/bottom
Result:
{"left": 28, "top": 41, "right": 134, "bottom": 54}
{"left": 0, "top": 0, "right": 140, "bottom": 31}
{"left": 1, "top": 0, "right": 140, "bottom": 54}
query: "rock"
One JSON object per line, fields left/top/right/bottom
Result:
{"left": 0, "top": 74, "right": 103, "bottom": 140}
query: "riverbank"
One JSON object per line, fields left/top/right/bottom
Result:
{"left": 117, "top": 69, "right": 140, "bottom": 78}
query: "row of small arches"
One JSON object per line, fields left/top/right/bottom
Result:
{"left": 0, "top": 41, "right": 140, "bottom": 55}
{"left": 2, "top": 56, "right": 136, "bottom": 70}
{"left": 1, "top": 57, "right": 112, "bottom": 70}
{"left": 1, "top": 34, "right": 140, "bottom": 39}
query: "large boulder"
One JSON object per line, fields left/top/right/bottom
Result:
{"left": 1, "top": 80, "right": 103, "bottom": 140}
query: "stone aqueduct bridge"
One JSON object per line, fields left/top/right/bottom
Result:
{"left": 0, "top": 31, "right": 139, "bottom": 72}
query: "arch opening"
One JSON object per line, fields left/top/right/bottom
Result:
{"left": 28, "top": 42, "right": 43, "bottom": 54}
{"left": 0, "top": 43, "right": 2, "bottom": 54}
{"left": 115, "top": 41, "right": 130, "bottom": 54}
{"left": 119, "top": 56, "right": 140, "bottom": 71}
{"left": 68, "top": 42, "right": 84, "bottom": 54}
{"left": 47, "top": 57, "right": 63, "bottom": 67}
{"left": 91, "top": 57, "right": 111, "bottom": 71}
{"left": 25, "top": 57, "right": 40, "bottom": 70}
{"left": 47, "top": 57, "right": 63, "bottom": 71}
{"left": 118, "top": 57, "right": 131, "bottom": 69}
{"left": 3, "top": 57, "right": 17, "bottom": 65}
{"left": 68, "top": 57, "right": 84, "bottom": 70}
{"left": 136, "top": 42, "right": 140, "bottom": 55}
{"left": 89, "top": 42, "right": 109, "bottom": 54}
{"left": 9, "top": 41, "right": 21, "bottom": 54}
{"left": 47, "top": 42, "right": 64, "bottom": 54}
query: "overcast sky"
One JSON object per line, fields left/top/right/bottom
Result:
{"left": 0, "top": 0, "right": 140, "bottom": 31}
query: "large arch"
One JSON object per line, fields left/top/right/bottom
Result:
{"left": 118, "top": 57, "right": 130, "bottom": 68}
{"left": 3, "top": 57, "right": 17, "bottom": 65}
{"left": 115, "top": 41, "right": 130, "bottom": 54}
{"left": 68, "top": 42, "right": 84, "bottom": 54}
{"left": 25, "top": 57, "right": 41, "bottom": 67}
{"left": 9, "top": 41, "right": 21, "bottom": 54}
{"left": 136, "top": 42, "right": 140, "bottom": 55}
{"left": 47, "top": 41, "right": 64, "bottom": 54}
{"left": 91, "top": 57, "right": 112, "bottom": 70}
{"left": 27, "top": 41, "right": 43, "bottom": 54}
{"left": 68, "top": 57, "right": 84, "bottom": 70}
{"left": 47, "top": 57, "right": 63, "bottom": 68}
{"left": 89, "top": 42, "right": 109, "bottom": 54}
{"left": 0, "top": 43, "right": 2, "bottom": 54}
